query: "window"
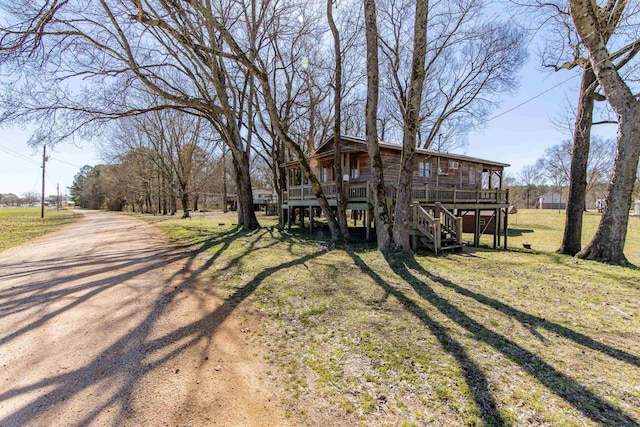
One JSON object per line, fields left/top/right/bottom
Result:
{"left": 419, "top": 161, "right": 431, "bottom": 178}
{"left": 321, "top": 165, "right": 328, "bottom": 182}
{"left": 469, "top": 167, "right": 476, "bottom": 185}
{"left": 294, "top": 167, "right": 302, "bottom": 185}
{"left": 350, "top": 158, "right": 359, "bottom": 179}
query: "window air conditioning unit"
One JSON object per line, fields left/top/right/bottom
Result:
{"left": 448, "top": 161, "right": 459, "bottom": 170}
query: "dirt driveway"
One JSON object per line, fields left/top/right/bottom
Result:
{"left": 0, "top": 210, "right": 287, "bottom": 426}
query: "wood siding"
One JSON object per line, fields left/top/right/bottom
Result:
{"left": 285, "top": 138, "right": 504, "bottom": 194}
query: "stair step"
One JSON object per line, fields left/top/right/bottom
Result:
{"left": 440, "top": 244, "right": 463, "bottom": 253}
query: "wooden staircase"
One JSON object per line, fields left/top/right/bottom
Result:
{"left": 412, "top": 202, "right": 463, "bottom": 254}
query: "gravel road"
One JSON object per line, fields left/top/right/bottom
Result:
{"left": 0, "top": 210, "right": 287, "bottom": 426}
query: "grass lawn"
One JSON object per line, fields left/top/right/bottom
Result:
{"left": 0, "top": 207, "right": 82, "bottom": 252}
{"left": 131, "top": 209, "right": 640, "bottom": 426}
{"left": 475, "top": 209, "right": 640, "bottom": 264}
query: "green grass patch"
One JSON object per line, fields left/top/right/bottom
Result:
{"left": 132, "top": 209, "right": 640, "bottom": 426}
{"left": 469, "top": 209, "right": 640, "bottom": 264}
{"left": 0, "top": 207, "right": 82, "bottom": 252}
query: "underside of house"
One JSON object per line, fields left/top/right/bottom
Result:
{"left": 281, "top": 135, "right": 510, "bottom": 253}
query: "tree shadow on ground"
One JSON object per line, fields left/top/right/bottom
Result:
{"left": 505, "top": 228, "right": 534, "bottom": 237}
{"left": 0, "top": 224, "right": 319, "bottom": 426}
{"left": 347, "top": 251, "right": 506, "bottom": 426}
{"left": 383, "top": 254, "right": 639, "bottom": 426}
{"left": 424, "top": 254, "right": 640, "bottom": 368}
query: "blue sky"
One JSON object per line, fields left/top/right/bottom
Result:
{"left": 0, "top": 126, "right": 100, "bottom": 196}
{"left": 467, "top": 56, "right": 616, "bottom": 177}
{"left": 0, "top": 54, "right": 617, "bottom": 196}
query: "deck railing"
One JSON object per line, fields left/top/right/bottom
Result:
{"left": 434, "top": 203, "right": 463, "bottom": 245}
{"left": 414, "top": 205, "right": 441, "bottom": 255}
{"left": 285, "top": 181, "right": 508, "bottom": 205}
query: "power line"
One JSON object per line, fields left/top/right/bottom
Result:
{"left": 484, "top": 73, "right": 580, "bottom": 124}
{"left": 49, "top": 156, "right": 83, "bottom": 168}
{"left": 1, "top": 144, "right": 85, "bottom": 169}
{"left": 482, "top": 45, "right": 628, "bottom": 127}
{"left": 0, "top": 145, "right": 40, "bottom": 166}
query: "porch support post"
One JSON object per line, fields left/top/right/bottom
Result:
{"left": 474, "top": 209, "right": 480, "bottom": 247}
{"left": 365, "top": 207, "right": 371, "bottom": 241}
{"left": 309, "top": 204, "right": 314, "bottom": 232}
{"left": 492, "top": 208, "right": 498, "bottom": 249}
{"left": 503, "top": 207, "right": 509, "bottom": 249}
{"left": 497, "top": 207, "right": 502, "bottom": 246}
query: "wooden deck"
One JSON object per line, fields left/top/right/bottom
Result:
{"left": 282, "top": 181, "right": 509, "bottom": 253}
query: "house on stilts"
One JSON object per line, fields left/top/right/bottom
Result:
{"left": 281, "top": 135, "right": 510, "bottom": 253}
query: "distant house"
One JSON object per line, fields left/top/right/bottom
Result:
{"left": 224, "top": 188, "right": 276, "bottom": 212}
{"left": 252, "top": 189, "right": 275, "bottom": 208}
{"left": 537, "top": 193, "right": 566, "bottom": 210}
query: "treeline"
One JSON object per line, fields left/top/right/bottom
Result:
{"left": 69, "top": 161, "right": 221, "bottom": 213}
{"left": 0, "top": 192, "right": 66, "bottom": 207}
{"left": 69, "top": 112, "right": 272, "bottom": 214}
{"left": 507, "top": 184, "right": 609, "bottom": 210}
{"left": 509, "top": 136, "right": 640, "bottom": 210}
{"left": 0, "top": 193, "right": 40, "bottom": 207}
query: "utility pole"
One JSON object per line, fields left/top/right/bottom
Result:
{"left": 57, "top": 183, "right": 60, "bottom": 211}
{"left": 41, "top": 144, "right": 47, "bottom": 218}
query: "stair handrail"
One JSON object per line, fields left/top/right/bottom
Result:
{"left": 436, "top": 202, "right": 462, "bottom": 245}
{"left": 415, "top": 205, "right": 441, "bottom": 253}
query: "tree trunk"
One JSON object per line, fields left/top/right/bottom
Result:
{"left": 170, "top": 180, "right": 177, "bottom": 215}
{"left": 222, "top": 147, "right": 228, "bottom": 213}
{"left": 161, "top": 172, "right": 168, "bottom": 215}
{"left": 578, "top": 109, "right": 640, "bottom": 264}
{"left": 181, "top": 185, "right": 190, "bottom": 218}
{"left": 206, "top": 46, "right": 259, "bottom": 229}
{"left": 392, "top": 0, "right": 429, "bottom": 254}
{"left": 558, "top": 67, "right": 596, "bottom": 255}
{"left": 231, "top": 147, "right": 260, "bottom": 229}
{"left": 328, "top": 0, "right": 350, "bottom": 242}
{"left": 257, "top": 81, "right": 343, "bottom": 240}
{"left": 570, "top": 0, "right": 640, "bottom": 264}
{"left": 210, "top": 16, "right": 344, "bottom": 242}
{"left": 275, "top": 143, "right": 286, "bottom": 225}
{"left": 364, "top": 0, "right": 392, "bottom": 251}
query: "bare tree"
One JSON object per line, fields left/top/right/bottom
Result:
{"left": 569, "top": 0, "right": 640, "bottom": 264}
{"left": 0, "top": 0, "right": 261, "bottom": 228}
{"left": 113, "top": 111, "right": 216, "bottom": 218}
{"left": 522, "top": 0, "right": 639, "bottom": 255}
{"left": 373, "top": 0, "right": 525, "bottom": 252}
{"left": 327, "top": 0, "right": 350, "bottom": 241}
{"left": 378, "top": 0, "right": 525, "bottom": 152}
{"left": 536, "top": 141, "right": 573, "bottom": 188}
{"left": 389, "top": 0, "right": 429, "bottom": 253}
{"left": 198, "top": 0, "right": 351, "bottom": 241}
{"left": 364, "top": 0, "right": 392, "bottom": 251}
{"left": 535, "top": 137, "right": 615, "bottom": 208}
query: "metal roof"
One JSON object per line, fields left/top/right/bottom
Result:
{"left": 314, "top": 135, "right": 510, "bottom": 167}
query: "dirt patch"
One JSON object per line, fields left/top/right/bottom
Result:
{"left": 0, "top": 210, "right": 289, "bottom": 426}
